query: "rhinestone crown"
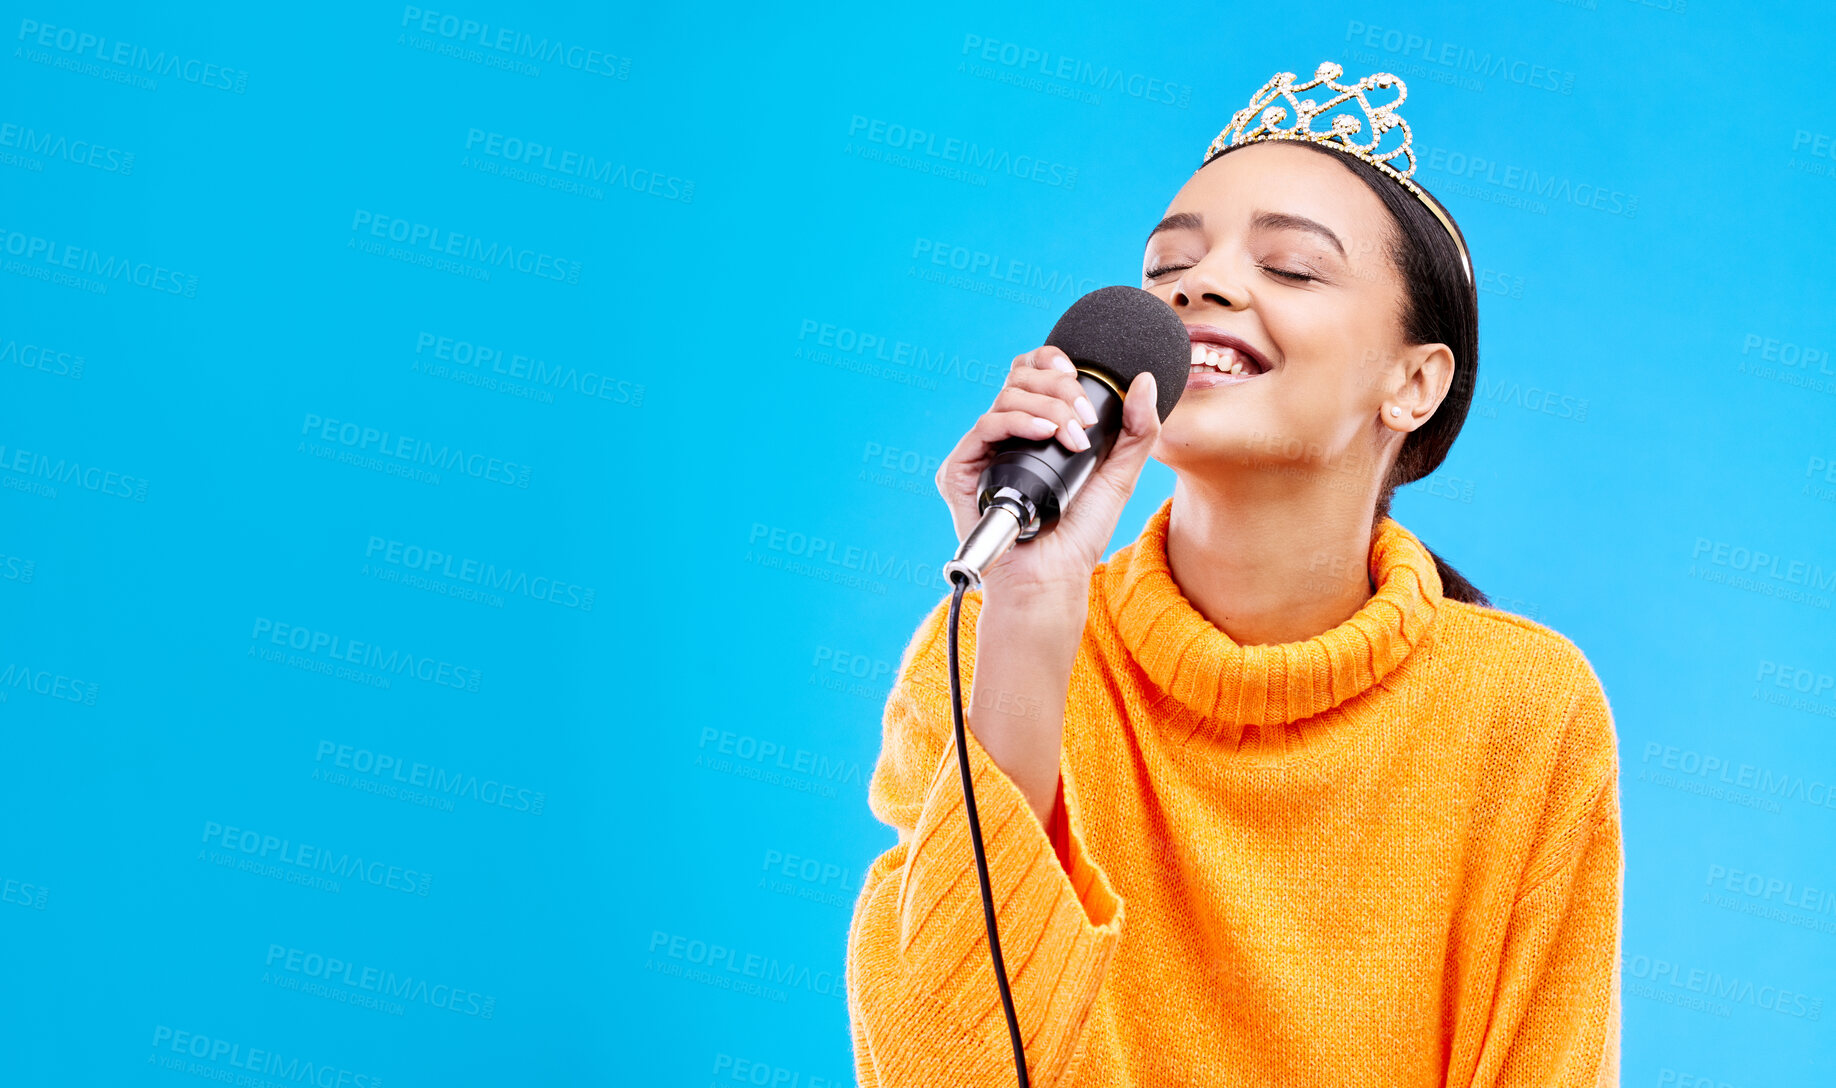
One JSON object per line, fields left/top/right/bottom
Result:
{"left": 1206, "top": 61, "right": 1472, "bottom": 285}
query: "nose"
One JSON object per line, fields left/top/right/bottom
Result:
{"left": 1170, "top": 257, "right": 1249, "bottom": 313}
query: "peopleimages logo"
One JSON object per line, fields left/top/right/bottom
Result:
{"left": 250, "top": 617, "right": 484, "bottom": 693}
{"left": 2, "top": 876, "right": 47, "bottom": 910}
{"left": 746, "top": 521, "right": 951, "bottom": 594}
{"left": 364, "top": 536, "right": 595, "bottom": 611}
{"left": 0, "top": 660, "right": 97, "bottom": 706}
{"left": 461, "top": 129, "right": 693, "bottom": 203}
{"left": 0, "top": 226, "right": 198, "bottom": 296}
{"left": 398, "top": 6, "right": 630, "bottom": 78}
{"left": 1344, "top": 20, "right": 1576, "bottom": 94}
{"left": 712, "top": 1054, "right": 847, "bottom": 1088}
{"left": 15, "top": 19, "right": 250, "bottom": 93}
{"left": 1756, "top": 660, "right": 1835, "bottom": 699}
{"left": 1622, "top": 952, "right": 1823, "bottom": 1020}
{"left": 200, "top": 819, "right": 434, "bottom": 896}
{"left": 0, "top": 550, "right": 35, "bottom": 582}
{"left": 958, "top": 32, "right": 1192, "bottom": 108}
{"left": 1475, "top": 374, "right": 1589, "bottom": 421}
{"left": 1423, "top": 148, "right": 1639, "bottom": 218}
{"left": 1640, "top": 741, "right": 1836, "bottom": 813}
{"left": 796, "top": 318, "right": 1003, "bottom": 390}
{"left": 0, "top": 331, "right": 85, "bottom": 379}
{"left": 0, "top": 120, "right": 134, "bottom": 173}
{"left": 315, "top": 740, "right": 546, "bottom": 815}
{"left": 0, "top": 439, "right": 149, "bottom": 501}
{"left": 1736, "top": 332, "right": 1836, "bottom": 397}
{"left": 847, "top": 115, "right": 1078, "bottom": 189}
{"left": 1690, "top": 540, "right": 1836, "bottom": 592}
{"left": 695, "top": 728, "right": 866, "bottom": 794}
{"left": 349, "top": 210, "right": 582, "bottom": 284}
{"left": 412, "top": 332, "right": 646, "bottom": 406}
{"left": 300, "top": 413, "right": 532, "bottom": 488}
{"left": 1704, "top": 863, "right": 1836, "bottom": 917}
{"left": 1793, "top": 129, "right": 1836, "bottom": 161}
{"left": 148, "top": 1026, "right": 381, "bottom": 1087}
{"left": 647, "top": 930, "right": 846, "bottom": 1000}
{"left": 1741, "top": 333, "right": 1832, "bottom": 374}
{"left": 856, "top": 439, "right": 946, "bottom": 500}
{"left": 910, "top": 237, "right": 1101, "bottom": 301}
{"left": 265, "top": 944, "right": 497, "bottom": 1018}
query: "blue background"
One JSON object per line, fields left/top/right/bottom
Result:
{"left": 4, "top": 0, "right": 1834, "bottom": 1084}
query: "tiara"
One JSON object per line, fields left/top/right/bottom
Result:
{"left": 1205, "top": 61, "right": 1472, "bottom": 286}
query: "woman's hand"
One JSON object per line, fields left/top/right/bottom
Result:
{"left": 934, "top": 346, "right": 1164, "bottom": 827}
{"left": 936, "top": 345, "right": 1163, "bottom": 604}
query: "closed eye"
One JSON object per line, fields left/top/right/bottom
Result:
{"left": 1144, "top": 264, "right": 1192, "bottom": 280}
{"left": 1260, "top": 265, "right": 1316, "bottom": 282}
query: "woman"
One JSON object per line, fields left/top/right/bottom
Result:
{"left": 846, "top": 64, "right": 1622, "bottom": 1087}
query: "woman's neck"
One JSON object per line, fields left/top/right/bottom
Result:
{"left": 1165, "top": 470, "right": 1382, "bottom": 647}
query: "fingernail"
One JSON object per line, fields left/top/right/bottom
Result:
{"left": 1074, "top": 396, "right": 1098, "bottom": 426}
{"left": 1067, "top": 423, "right": 1090, "bottom": 451}
{"left": 1051, "top": 356, "right": 1076, "bottom": 373}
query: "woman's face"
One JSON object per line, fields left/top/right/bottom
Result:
{"left": 1142, "top": 141, "right": 1447, "bottom": 490}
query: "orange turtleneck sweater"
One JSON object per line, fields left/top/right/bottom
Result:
{"left": 845, "top": 497, "right": 1623, "bottom": 1087}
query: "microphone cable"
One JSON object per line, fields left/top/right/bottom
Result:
{"left": 929, "top": 286, "right": 1188, "bottom": 1086}
{"left": 946, "top": 570, "right": 1030, "bottom": 1088}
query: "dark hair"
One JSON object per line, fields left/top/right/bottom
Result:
{"left": 1203, "top": 139, "right": 1490, "bottom": 606}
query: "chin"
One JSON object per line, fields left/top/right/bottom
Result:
{"left": 1157, "top": 411, "right": 1268, "bottom": 469}
{"left": 1164, "top": 398, "right": 1346, "bottom": 475}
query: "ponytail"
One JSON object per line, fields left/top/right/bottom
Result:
{"left": 1371, "top": 484, "right": 1489, "bottom": 606}
{"left": 1427, "top": 546, "right": 1490, "bottom": 606}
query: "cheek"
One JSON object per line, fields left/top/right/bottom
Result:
{"left": 1266, "top": 308, "right": 1383, "bottom": 407}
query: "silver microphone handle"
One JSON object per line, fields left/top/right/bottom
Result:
{"left": 941, "top": 502, "right": 1024, "bottom": 588}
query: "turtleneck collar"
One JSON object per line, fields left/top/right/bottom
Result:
{"left": 1097, "top": 496, "right": 1442, "bottom": 739}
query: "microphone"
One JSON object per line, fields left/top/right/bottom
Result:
{"left": 932, "top": 287, "right": 1190, "bottom": 1087}
{"left": 943, "top": 286, "right": 1191, "bottom": 587}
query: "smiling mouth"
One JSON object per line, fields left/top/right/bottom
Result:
{"left": 1182, "top": 337, "right": 1270, "bottom": 392}
{"left": 1189, "top": 341, "right": 1262, "bottom": 377}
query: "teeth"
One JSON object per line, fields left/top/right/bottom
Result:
{"left": 1189, "top": 342, "right": 1256, "bottom": 375}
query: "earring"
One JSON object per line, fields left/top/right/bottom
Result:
{"left": 1388, "top": 405, "right": 1402, "bottom": 418}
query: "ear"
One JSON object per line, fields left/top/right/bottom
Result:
{"left": 1382, "top": 342, "right": 1455, "bottom": 434}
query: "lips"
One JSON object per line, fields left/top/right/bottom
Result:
{"left": 1184, "top": 326, "right": 1272, "bottom": 389}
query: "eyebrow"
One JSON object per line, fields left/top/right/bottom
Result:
{"left": 1145, "top": 210, "right": 1347, "bottom": 258}
{"left": 1250, "top": 211, "right": 1345, "bottom": 257}
{"left": 1145, "top": 212, "right": 1203, "bottom": 245}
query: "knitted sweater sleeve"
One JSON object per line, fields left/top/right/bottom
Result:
{"left": 1470, "top": 662, "right": 1625, "bottom": 1088}
{"left": 846, "top": 590, "right": 1125, "bottom": 1087}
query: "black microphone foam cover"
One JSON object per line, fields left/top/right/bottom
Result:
{"left": 1045, "top": 285, "right": 1190, "bottom": 423}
